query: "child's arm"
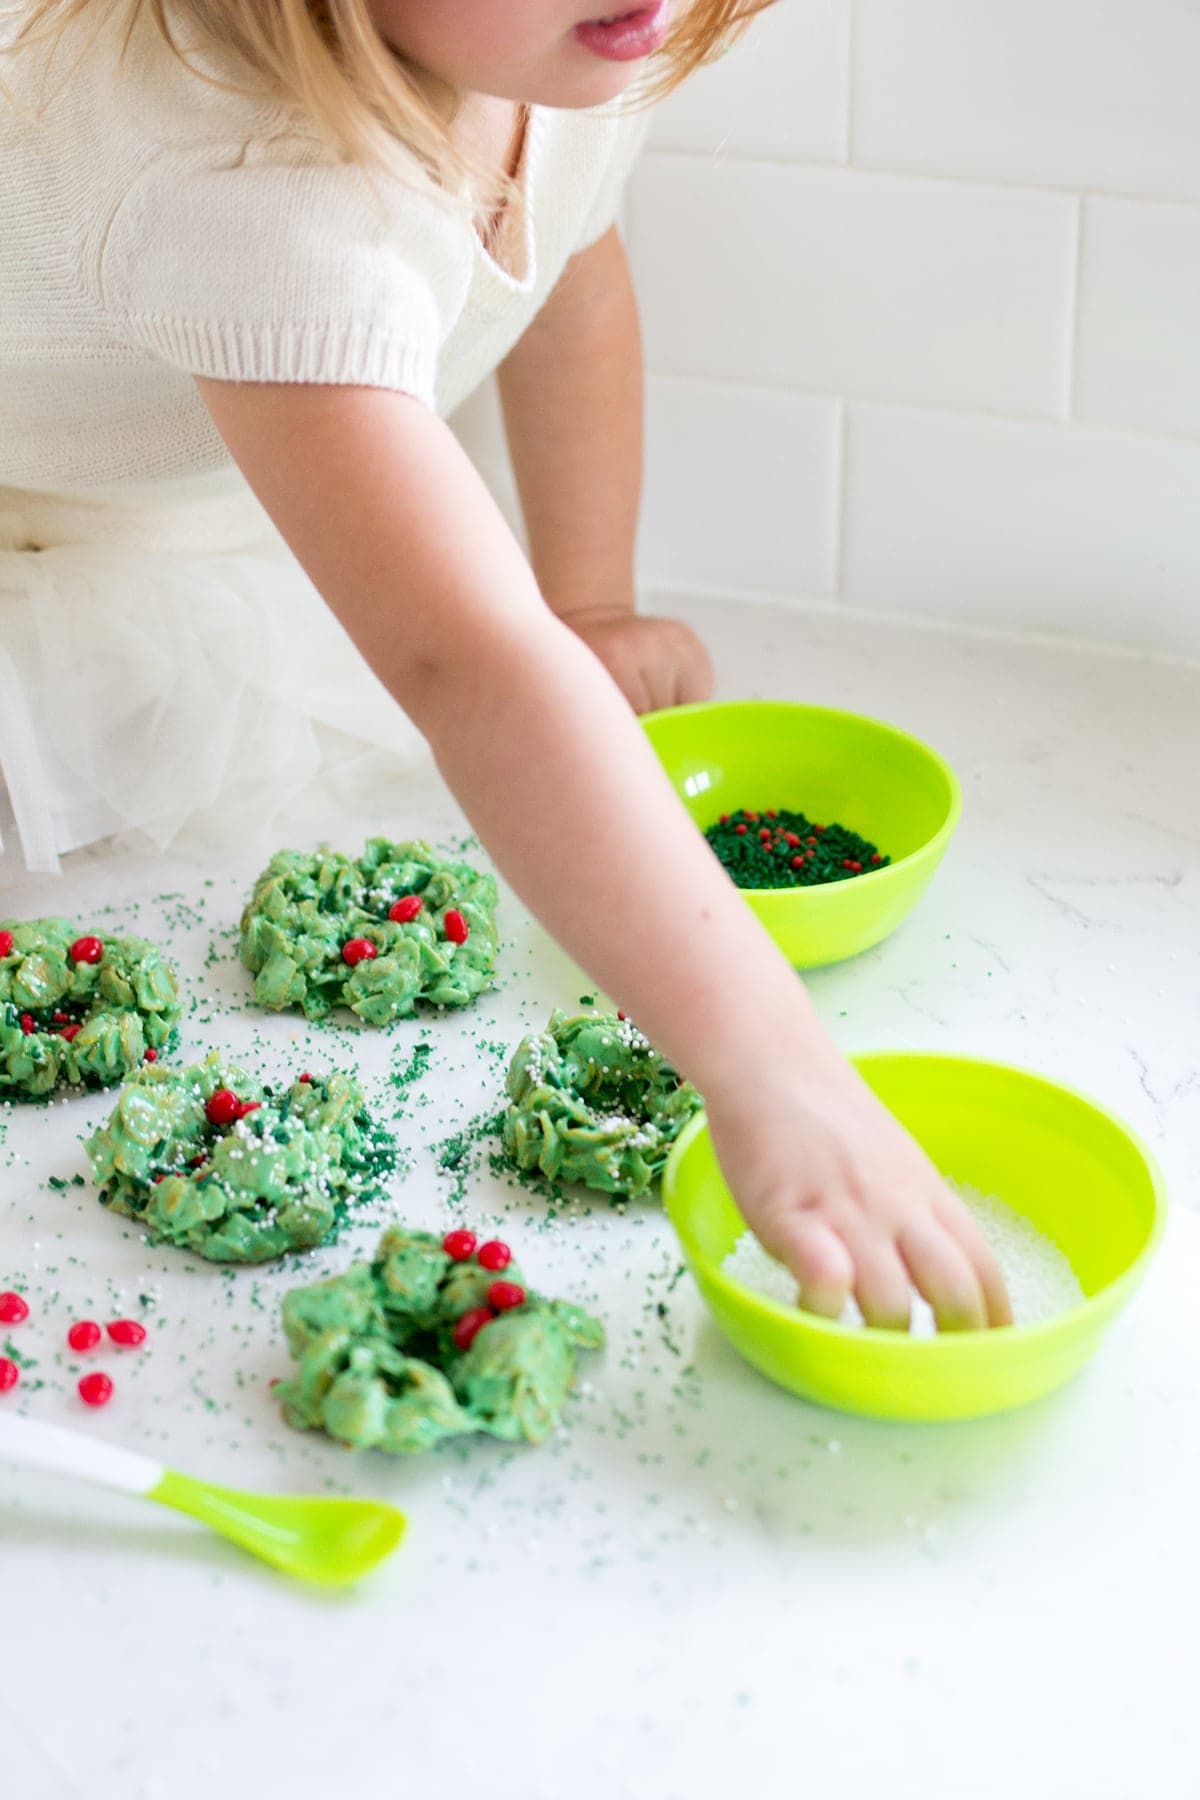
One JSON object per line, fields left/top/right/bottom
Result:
{"left": 196, "top": 374, "right": 1010, "bottom": 1332}
{"left": 495, "top": 224, "right": 713, "bottom": 714}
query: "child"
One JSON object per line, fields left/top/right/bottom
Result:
{"left": 0, "top": 0, "right": 1011, "bottom": 1331}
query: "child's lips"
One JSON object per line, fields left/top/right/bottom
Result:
{"left": 574, "top": 3, "right": 672, "bottom": 63}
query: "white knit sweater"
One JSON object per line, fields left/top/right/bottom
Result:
{"left": 0, "top": 6, "right": 650, "bottom": 493}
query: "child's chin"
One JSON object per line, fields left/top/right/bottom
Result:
{"left": 532, "top": 58, "right": 650, "bottom": 109}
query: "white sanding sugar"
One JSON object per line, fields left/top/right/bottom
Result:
{"left": 722, "top": 1182, "right": 1085, "bottom": 1334}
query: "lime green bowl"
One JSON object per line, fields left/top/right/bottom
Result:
{"left": 642, "top": 699, "right": 962, "bottom": 967}
{"left": 662, "top": 1052, "right": 1166, "bottom": 1423}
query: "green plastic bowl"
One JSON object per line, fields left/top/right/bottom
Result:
{"left": 642, "top": 699, "right": 962, "bottom": 967}
{"left": 662, "top": 1052, "right": 1167, "bottom": 1423}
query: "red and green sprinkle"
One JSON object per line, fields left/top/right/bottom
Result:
{"left": 705, "top": 807, "right": 889, "bottom": 890}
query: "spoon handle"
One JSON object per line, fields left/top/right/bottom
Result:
{"left": 0, "top": 1413, "right": 163, "bottom": 1495}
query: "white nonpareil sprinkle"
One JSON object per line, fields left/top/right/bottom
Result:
{"left": 722, "top": 1182, "right": 1085, "bottom": 1333}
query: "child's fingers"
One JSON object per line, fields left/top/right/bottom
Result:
{"left": 932, "top": 1193, "right": 1014, "bottom": 1328}
{"left": 839, "top": 1222, "right": 913, "bottom": 1331}
{"left": 769, "top": 1216, "right": 855, "bottom": 1320}
{"left": 673, "top": 631, "right": 715, "bottom": 706}
{"left": 896, "top": 1216, "right": 988, "bottom": 1332}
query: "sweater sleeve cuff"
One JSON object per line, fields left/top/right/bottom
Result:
{"left": 125, "top": 313, "right": 437, "bottom": 401}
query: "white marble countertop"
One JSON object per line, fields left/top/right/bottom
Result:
{"left": 2, "top": 596, "right": 1198, "bottom": 1800}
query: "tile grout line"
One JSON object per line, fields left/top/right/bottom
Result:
{"left": 1064, "top": 196, "right": 1086, "bottom": 423}
{"left": 642, "top": 367, "right": 1200, "bottom": 452}
{"left": 842, "top": 0, "right": 856, "bottom": 167}
{"left": 830, "top": 399, "right": 850, "bottom": 605}
{"left": 638, "top": 144, "right": 1200, "bottom": 213}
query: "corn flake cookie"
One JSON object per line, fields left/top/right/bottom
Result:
{"left": 276, "top": 1224, "right": 604, "bottom": 1453}
{"left": 85, "top": 1052, "right": 396, "bottom": 1264}
{"left": 239, "top": 838, "right": 499, "bottom": 1024}
{"left": 0, "top": 918, "right": 180, "bottom": 1100}
{"left": 503, "top": 1010, "right": 701, "bottom": 1199}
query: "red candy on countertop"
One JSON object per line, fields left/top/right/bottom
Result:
{"left": 442, "top": 1230, "right": 478, "bottom": 1262}
{"left": 443, "top": 910, "right": 469, "bottom": 946}
{"left": 107, "top": 1319, "right": 147, "bottom": 1348}
{"left": 388, "top": 895, "right": 423, "bottom": 924}
{"left": 0, "top": 1291, "right": 29, "bottom": 1325}
{"left": 476, "top": 1240, "right": 511, "bottom": 1273}
{"left": 0, "top": 1358, "right": 18, "bottom": 1393}
{"left": 341, "top": 937, "right": 378, "bottom": 966}
{"left": 69, "top": 935, "right": 103, "bottom": 964}
{"left": 205, "top": 1088, "right": 241, "bottom": 1127}
{"left": 452, "top": 1307, "right": 494, "bottom": 1352}
{"left": 68, "top": 1320, "right": 102, "bottom": 1352}
{"left": 78, "top": 1372, "right": 113, "bottom": 1408}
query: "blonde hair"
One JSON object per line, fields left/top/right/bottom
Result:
{"left": 2, "top": 0, "right": 776, "bottom": 203}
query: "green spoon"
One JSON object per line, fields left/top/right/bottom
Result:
{"left": 0, "top": 1413, "right": 405, "bottom": 1586}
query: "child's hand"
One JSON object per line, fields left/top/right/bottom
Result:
{"left": 567, "top": 609, "right": 714, "bottom": 714}
{"left": 706, "top": 1055, "right": 1014, "bottom": 1332}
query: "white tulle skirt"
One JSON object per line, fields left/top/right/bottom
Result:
{"left": 0, "top": 475, "right": 430, "bottom": 875}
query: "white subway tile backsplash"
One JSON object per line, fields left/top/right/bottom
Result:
{"left": 627, "top": 157, "right": 1075, "bottom": 416}
{"left": 449, "top": 12, "right": 1200, "bottom": 661}
{"left": 649, "top": 0, "right": 850, "bottom": 164}
{"left": 842, "top": 406, "right": 1200, "bottom": 659}
{"left": 1075, "top": 199, "right": 1200, "bottom": 440}
{"left": 640, "top": 376, "right": 839, "bottom": 596}
{"left": 854, "top": 0, "right": 1200, "bottom": 203}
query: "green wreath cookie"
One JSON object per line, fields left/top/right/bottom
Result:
{"left": 238, "top": 837, "right": 500, "bottom": 1025}
{"left": 85, "top": 1052, "right": 396, "bottom": 1264}
{"left": 276, "top": 1224, "right": 603, "bottom": 1454}
{"left": 503, "top": 1010, "right": 702, "bottom": 1198}
{"left": 0, "top": 918, "right": 180, "bottom": 1100}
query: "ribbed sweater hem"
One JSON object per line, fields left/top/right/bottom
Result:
{"left": 127, "top": 313, "right": 437, "bottom": 398}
